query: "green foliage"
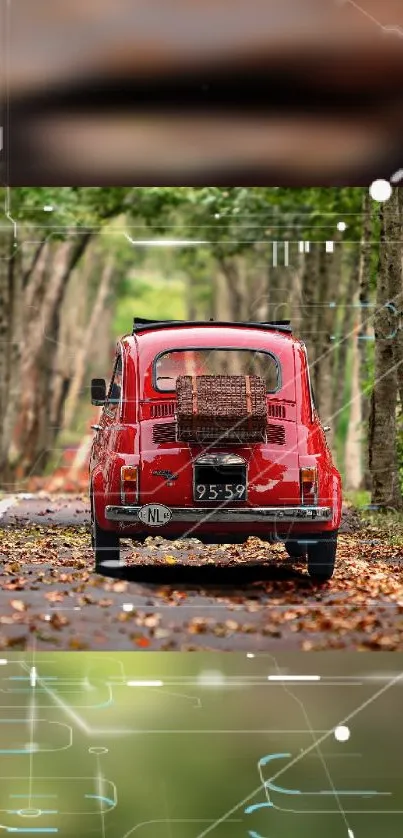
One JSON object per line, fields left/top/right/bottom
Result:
{"left": 3, "top": 185, "right": 366, "bottom": 245}
{"left": 121, "top": 186, "right": 367, "bottom": 255}
{"left": 2, "top": 187, "right": 134, "bottom": 236}
{"left": 345, "top": 489, "right": 371, "bottom": 508}
{"left": 113, "top": 275, "right": 186, "bottom": 337}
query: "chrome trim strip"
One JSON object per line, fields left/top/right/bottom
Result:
{"left": 300, "top": 341, "right": 314, "bottom": 423}
{"left": 105, "top": 505, "right": 332, "bottom": 524}
{"left": 194, "top": 453, "right": 247, "bottom": 466}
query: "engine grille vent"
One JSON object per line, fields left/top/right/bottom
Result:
{"left": 152, "top": 422, "right": 177, "bottom": 444}
{"left": 267, "top": 423, "right": 286, "bottom": 445}
{"left": 152, "top": 421, "right": 285, "bottom": 446}
{"left": 267, "top": 403, "right": 286, "bottom": 419}
{"left": 150, "top": 402, "right": 176, "bottom": 419}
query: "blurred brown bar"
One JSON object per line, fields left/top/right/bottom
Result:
{"left": 2, "top": 0, "right": 403, "bottom": 184}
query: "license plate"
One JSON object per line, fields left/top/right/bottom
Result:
{"left": 138, "top": 503, "right": 172, "bottom": 526}
{"left": 195, "top": 482, "right": 246, "bottom": 501}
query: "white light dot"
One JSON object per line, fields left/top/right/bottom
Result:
{"left": 337, "top": 221, "right": 347, "bottom": 232}
{"left": 43, "top": 205, "right": 54, "bottom": 212}
{"left": 24, "top": 742, "right": 39, "bottom": 751}
{"left": 197, "top": 669, "right": 225, "bottom": 687}
{"left": 247, "top": 653, "right": 255, "bottom": 658}
{"left": 44, "top": 615, "right": 51, "bottom": 621}
{"left": 122, "top": 603, "right": 134, "bottom": 612}
{"left": 214, "top": 213, "right": 220, "bottom": 219}
{"left": 334, "top": 724, "right": 350, "bottom": 742}
{"left": 369, "top": 179, "right": 392, "bottom": 202}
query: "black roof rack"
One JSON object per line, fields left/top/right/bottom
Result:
{"left": 132, "top": 318, "right": 292, "bottom": 334}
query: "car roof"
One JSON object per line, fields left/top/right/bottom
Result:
{"left": 132, "top": 318, "right": 293, "bottom": 334}
{"left": 121, "top": 322, "right": 300, "bottom": 355}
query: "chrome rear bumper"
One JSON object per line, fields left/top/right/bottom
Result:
{"left": 105, "top": 505, "right": 332, "bottom": 524}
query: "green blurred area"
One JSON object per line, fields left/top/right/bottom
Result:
{"left": 114, "top": 273, "right": 186, "bottom": 336}
{"left": 0, "top": 652, "right": 402, "bottom": 838}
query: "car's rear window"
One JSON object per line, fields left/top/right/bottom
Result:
{"left": 154, "top": 348, "right": 280, "bottom": 392}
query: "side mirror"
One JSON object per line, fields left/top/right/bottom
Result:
{"left": 91, "top": 378, "right": 106, "bottom": 405}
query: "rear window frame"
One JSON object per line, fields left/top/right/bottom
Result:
{"left": 152, "top": 346, "right": 282, "bottom": 394}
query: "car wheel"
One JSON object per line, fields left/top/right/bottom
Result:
{"left": 306, "top": 531, "right": 338, "bottom": 582}
{"left": 90, "top": 490, "right": 120, "bottom": 572}
{"left": 284, "top": 540, "right": 307, "bottom": 560}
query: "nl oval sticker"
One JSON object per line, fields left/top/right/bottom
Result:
{"left": 138, "top": 504, "right": 172, "bottom": 527}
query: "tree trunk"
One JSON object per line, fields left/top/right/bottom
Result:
{"left": 300, "top": 245, "right": 320, "bottom": 369}
{"left": 51, "top": 244, "right": 94, "bottom": 436}
{"left": 213, "top": 267, "right": 232, "bottom": 322}
{"left": 249, "top": 243, "right": 270, "bottom": 321}
{"left": 22, "top": 239, "right": 48, "bottom": 291}
{"left": 313, "top": 243, "right": 341, "bottom": 448}
{"left": 389, "top": 187, "right": 403, "bottom": 410}
{"left": 62, "top": 253, "right": 115, "bottom": 431}
{"left": 91, "top": 304, "right": 113, "bottom": 375}
{"left": 219, "top": 258, "right": 241, "bottom": 320}
{"left": 333, "top": 247, "right": 358, "bottom": 428}
{"left": 0, "top": 232, "right": 12, "bottom": 436}
{"left": 186, "top": 273, "right": 197, "bottom": 320}
{"left": 267, "top": 264, "right": 287, "bottom": 323}
{"left": 358, "top": 191, "right": 373, "bottom": 489}
{"left": 24, "top": 239, "right": 52, "bottom": 312}
{"left": 345, "top": 288, "right": 363, "bottom": 490}
{"left": 369, "top": 195, "right": 402, "bottom": 510}
{"left": 289, "top": 241, "right": 304, "bottom": 338}
{"left": 0, "top": 230, "right": 15, "bottom": 483}
{"left": 0, "top": 242, "right": 23, "bottom": 483}
{"left": 9, "top": 232, "right": 92, "bottom": 482}
{"left": 237, "top": 257, "right": 249, "bottom": 320}
{"left": 26, "top": 234, "right": 91, "bottom": 364}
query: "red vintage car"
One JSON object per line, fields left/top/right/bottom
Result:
{"left": 89, "top": 319, "right": 342, "bottom": 580}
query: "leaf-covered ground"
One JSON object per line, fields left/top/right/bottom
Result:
{"left": 1, "top": 495, "right": 403, "bottom": 651}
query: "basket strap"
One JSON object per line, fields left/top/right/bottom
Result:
{"left": 245, "top": 375, "right": 252, "bottom": 415}
{"left": 191, "top": 375, "right": 198, "bottom": 415}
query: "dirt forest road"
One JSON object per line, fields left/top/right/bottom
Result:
{"left": 1, "top": 493, "right": 403, "bottom": 652}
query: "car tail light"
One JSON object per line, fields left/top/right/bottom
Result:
{"left": 300, "top": 467, "right": 318, "bottom": 505}
{"left": 121, "top": 466, "right": 138, "bottom": 504}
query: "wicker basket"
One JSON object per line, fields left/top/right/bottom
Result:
{"left": 176, "top": 375, "right": 268, "bottom": 443}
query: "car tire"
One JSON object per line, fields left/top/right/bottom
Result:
{"left": 284, "top": 540, "right": 307, "bottom": 560}
{"left": 90, "top": 490, "right": 120, "bottom": 572}
{"left": 306, "top": 531, "right": 338, "bottom": 582}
